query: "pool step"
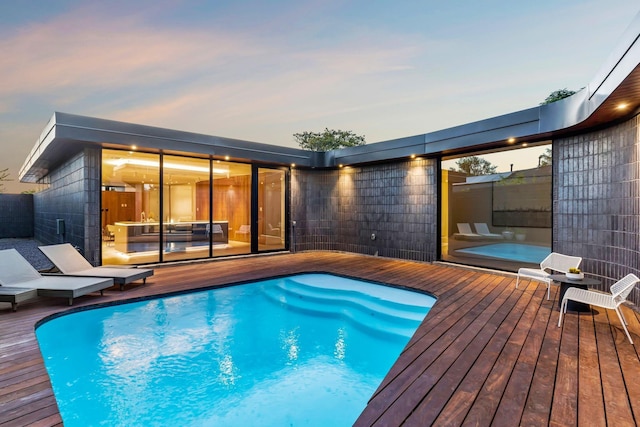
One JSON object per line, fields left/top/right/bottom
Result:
{"left": 261, "top": 277, "right": 432, "bottom": 339}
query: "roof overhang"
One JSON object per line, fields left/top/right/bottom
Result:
{"left": 19, "top": 113, "right": 316, "bottom": 182}
{"left": 331, "top": 11, "right": 640, "bottom": 166}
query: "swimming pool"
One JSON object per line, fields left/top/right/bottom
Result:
{"left": 36, "top": 273, "right": 435, "bottom": 426}
{"left": 455, "top": 242, "right": 551, "bottom": 264}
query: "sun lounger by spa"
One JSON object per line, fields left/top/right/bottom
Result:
{"left": 0, "top": 249, "right": 113, "bottom": 306}
{"left": 39, "top": 243, "right": 153, "bottom": 291}
{"left": 453, "top": 223, "right": 483, "bottom": 240}
{"left": 473, "top": 223, "right": 504, "bottom": 239}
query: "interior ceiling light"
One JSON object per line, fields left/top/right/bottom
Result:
{"left": 508, "top": 137, "right": 516, "bottom": 143}
{"left": 107, "top": 158, "right": 228, "bottom": 174}
{"left": 617, "top": 103, "right": 629, "bottom": 110}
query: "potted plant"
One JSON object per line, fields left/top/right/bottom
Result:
{"left": 566, "top": 267, "right": 584, "bottom": 280}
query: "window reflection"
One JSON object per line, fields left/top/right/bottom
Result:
{"left": 441, "top": 145, "right": 552, "bottom": 271}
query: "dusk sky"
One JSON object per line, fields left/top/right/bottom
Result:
{"left": 1, "top": 1, "right": 638, "bottom": 193}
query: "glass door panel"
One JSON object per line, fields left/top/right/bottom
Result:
{"left": 162, "top": 155, "right": 211, "bottom": 262}
{"left": 258, "top": 168, "right": 285, "bottom": 251}
{"left": 102, "top": 149, "right": 160, "bottom": 265}
{"left": 213, "top": 161, "right": 252, "bottom": 256}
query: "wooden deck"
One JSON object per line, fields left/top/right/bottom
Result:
{"left": 2, "top": 252, "right": 640, "bottom": 426}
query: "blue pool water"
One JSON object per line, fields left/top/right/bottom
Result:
{"left": 456, "top": 242, "right": 551, "bottom": 264}
{"left": 36, "top": 273, "right": 435, "bottom": 426}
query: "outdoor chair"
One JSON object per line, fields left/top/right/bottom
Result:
{"left": 516, "top": 252, "right": 582, "bottom": 300}
{"left": 558, "top": 273, "right": 639, "bottom": 344}
{"left": 39, "top": 243, "right": 153, "bottom": 291}
{"left": 0, "top": 248, "right": 113, "bottom": 306}
{"left": 235, "top": 224, "right": 251, "bottom": 240}
{"left": 473, "top": 223, "right": 503, "bottom": 239}
{"left": 453, "top": 223, "right": 482, "bottom": 240}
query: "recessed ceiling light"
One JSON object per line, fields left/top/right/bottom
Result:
{"left": 617, "top": 103, "right": 629, "bottom": 110}
{"left": 508, "top": 137, "right": 516, "bottom": 143}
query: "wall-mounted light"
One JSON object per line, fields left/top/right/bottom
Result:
{"left": 339, "top": 164, "right": 344, "bottom": 168}
{"left": 291, "top": 163, "right": 296, "bottom": 168}
{"left": 410, "top": 154, "right": 416, "bottom": 159}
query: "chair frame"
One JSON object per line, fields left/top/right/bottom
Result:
{"left": 557, "top": 273, "right": 639, "bottom": 344}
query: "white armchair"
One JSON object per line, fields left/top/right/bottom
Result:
{"left": 558, "top": 273, "right": 639, "bottom": 344}
{"left": 516, "top": 252, "right": 582, "bottom": 300}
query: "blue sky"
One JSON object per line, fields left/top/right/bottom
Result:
{"left": 1, "top": 0, "right": 638, "bottom": 192}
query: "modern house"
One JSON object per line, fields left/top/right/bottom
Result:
{"left": 18, "top": 12, "right": 640, "bottom": 306}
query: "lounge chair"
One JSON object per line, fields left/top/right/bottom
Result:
{"left": 234, "top": 224, "right": 251, "bottom": 240}
{"left": 39, "top": 243, "right": 153, "bottom": 291}
{"left": 0, "top": 249, "right": 113, "bottom": 306}
{"left": 515, "top": 252, "right": 582, "bottom": 300}
{"left": 473, "top": 223, "right": 504, "bottom": 239}
{"left": 453, "top": 223, "right": 482, "bottom": 240}
{"left": 558, "top": 273, "right": 639, "bottom": 344}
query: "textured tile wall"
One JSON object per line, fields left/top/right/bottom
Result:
{"left": 291, "top": 158, "right": 438, "bottom": 262}
{"left": 554, "top": 114, "right": 640, "bottom": 307}
{"left": 0, "top": 194, "right": 33, "bottom": 238}
{"left": 34, "top": 147, "right": 102, "bottom": 265}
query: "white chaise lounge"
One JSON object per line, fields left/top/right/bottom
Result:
{"left": 473, "top": 223, "right": 504, "bottom": 239}
{"left": 0, "top": 249, "right": 113, "bottom": 306}
{"left": 516, "top": 252, "right": 582, "bottom": 300}
{"left": 453, "top": 223, "right": 482, "bottom": 240}
{"left": 39, "top": 243, "right": 153, "bottom": 291}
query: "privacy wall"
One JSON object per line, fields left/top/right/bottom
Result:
{"left": 554, "top": 114, "right": 640, "bottom": 307}
{"left": 291, "top": 158, "right": 438, "bottom": 262}
{"left": 0, "top": 194, "right": 33, "bottom": 238}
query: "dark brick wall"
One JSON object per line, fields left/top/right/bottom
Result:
{"left": 34, "top": 147, "right": 102, "bottom": 265}
{"left": 0, "top": 194, "right": 34, "bottom": 238}
{"left": 291, "top": 158, "right": 438, "bottom": 262}
{"left": 554, "top": 114, "right": 640, "bottom": 307}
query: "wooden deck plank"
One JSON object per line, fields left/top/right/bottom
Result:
{"left": 577, "top": 309, "right": 606, "bottom": 426}
{"left": 388, "top": 277, "right": 517, "bottom": 426}
{"left": 438, "top": 279, "right": 542, "bottom": 426}
{"left": 494, "top": 284, "right": 560, "bottom": 426}
{"left": 549, "top": 303, "right": 579, "bottom": 427}
{"left": 1, "top": 252, "right": 640, "bottom": 427}
{"left": 595, "top": 307, "right": 636, "bottom": 427}
{"left": 403, "top": 277, "right": 525, "bottom": 425}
